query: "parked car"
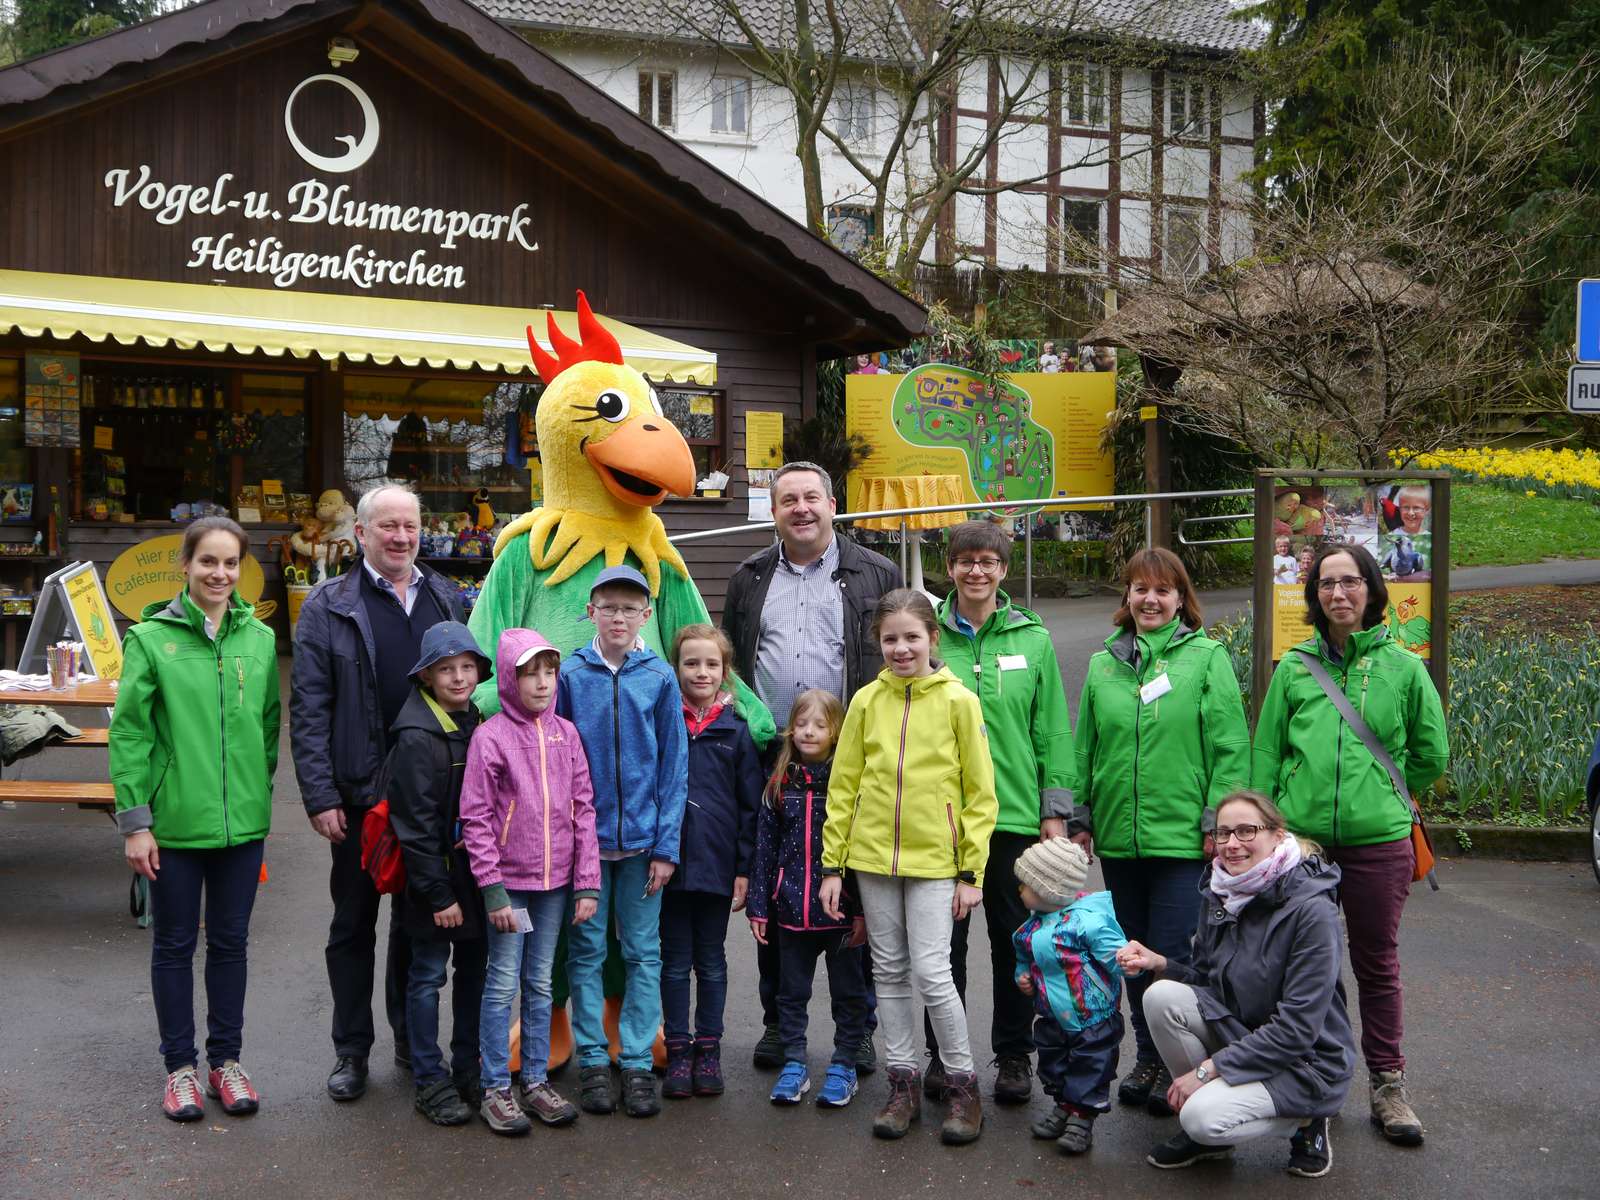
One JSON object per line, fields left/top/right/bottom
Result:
{"left": 1587, "top": 729, "right": 1600, "bottom": 887}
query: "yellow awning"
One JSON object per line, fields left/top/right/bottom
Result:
{"left": 0, "top": 269, "right": 717, "bottom": 384}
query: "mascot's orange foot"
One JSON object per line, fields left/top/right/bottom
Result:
{"left": 600, "top": 996, "right": 667, "bottom": 1071}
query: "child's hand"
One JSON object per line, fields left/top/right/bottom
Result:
{"left": 952, "top": 882, "right": 983, "bottom": 920}
{"left": 847, "top": 916, "right": 867, "bottom": 949}
{"left": 1116, "top": 940, "right": 1165, "bottom": 977}
{"left": 572, "top": 897, "right": 598, "bottom": 925}
{"left": 749, "top": 916, "right": 768, "bottom": 945}
{"left": 1017, "top": 974, "right": 1034, "bottom": 996}
{"left": 434, "top": 903, "right": 464, "bottom": 929}
{"left": 646, "top": 859, "right": 675, "bottom": 896}
{"left": 488, "top": 905, "right": 518, "bottom": 934}
{"left": 818, "top": 875, "right": 844, "bottom": 920}
{"left": 731, "top": 876, "right": 749, "bottom": 912}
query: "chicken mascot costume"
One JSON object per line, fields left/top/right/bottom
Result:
{"left": 469, "top": 291, "right": 775, "bottom": 1073}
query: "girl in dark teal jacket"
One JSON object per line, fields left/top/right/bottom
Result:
{"left": 111, "top": 518, "right": 279, "bottom": 1125}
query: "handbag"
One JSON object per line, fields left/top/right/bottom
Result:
{"left": 1292, "top": 650, "right": 1439, "bottom": 891}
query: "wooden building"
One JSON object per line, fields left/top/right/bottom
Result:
{"left": 0, "top": 0, "right": 923, "bottom": 641}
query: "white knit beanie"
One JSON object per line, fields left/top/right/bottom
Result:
{"left": 1014, "top": 838, "right": 1090, "bottom": 909}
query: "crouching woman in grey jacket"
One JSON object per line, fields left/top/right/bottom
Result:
{"left": 1117, "top": 789, "right": 1355, "bottom": 1179}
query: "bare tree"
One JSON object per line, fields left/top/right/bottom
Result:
{"left": 1084, "top": 39, "right": 1591, "bottom": 470}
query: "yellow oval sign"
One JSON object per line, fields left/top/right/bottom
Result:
{"left": 105, "top": 533, "right": 265, "bottom": 621}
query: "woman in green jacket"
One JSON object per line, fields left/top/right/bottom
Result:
{"left": 111, "top": 518, "right": 281, "bottom": 1124}
{"left": 1074, "top": 548, "right": 1250, "bottom": 1114}
{"left": 1252, "top": 542, "right": 1446, "bottom": 1149}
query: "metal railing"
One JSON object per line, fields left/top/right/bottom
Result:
{"left": 1176, "top": 512, "right": 1255, "bottom": 548}
{"left": 668, "top": 487, "right": 1253, "bottom": 608}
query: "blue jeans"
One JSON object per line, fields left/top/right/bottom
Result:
{"left": 480, "top": 888, "right": 570, "bottom": 1090}
{"left": 149, "top": 839, "right": 264, "bottom": 1071}
{"left": 569, "top": 855, "right": 662, "bottom": 1071}
{"left": 660, "top": 889, "right": 732, "bottom": 1041}
{"left": 1100, "top": 856, "right": 1205, "bottom": 1062}
{"left": 406, "top": 936, "right": 487, "bottom": 1087}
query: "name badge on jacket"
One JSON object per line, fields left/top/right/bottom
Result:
{"left": 1139, "top": 673, "right": 1173, "bottom": 705}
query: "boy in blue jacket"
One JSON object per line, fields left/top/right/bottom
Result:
{"left": 1013, "top": 838, "right": 1127, "bottom": 1156}
{"left": 558, "top": 566, "right": 688, "bottom": 1119}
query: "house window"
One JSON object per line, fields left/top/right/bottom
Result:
{"left": 827, "top": 204, "right": 876, "bottom": 258}
{"left": 1164, "top": 205, "right": 1207, "bottom": 280}
{"left": 711, "top": 76, "right": 751, "bottom": 135}
{"left": 1065, "top": 63, "right": 1106, "bottom": 127}
{"left": 830, "top": 83, "right": 874, "bottom": 145}
{"left": 655, "top": 386, "right": 726, "bottom": 484}
{"left": 638, "top": 71, "right": 676, "bottom": 130}
{"left": 1168, "top": 76, "right": 1208, "bottom": 137}
{"left": 1061, "top": 198, "right": 1103, "bottom": 271}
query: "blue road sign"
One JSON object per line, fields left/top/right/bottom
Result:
{"left": 1580, "top": 278, "right": 1600, "bottom": 363}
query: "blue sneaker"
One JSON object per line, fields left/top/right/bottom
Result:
{"left": 769, "top": 1061, "right": 810, "bottom": 1105}
{"left": 816, "top": 1063, "right": 858, "bottom": 1108}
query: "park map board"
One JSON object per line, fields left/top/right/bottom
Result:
{"left": 845, "top": 366, "right": 1115, "bottom": 511}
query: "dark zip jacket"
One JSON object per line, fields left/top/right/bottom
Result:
{"left": 748, "top": 759, "right": 858, "bottom": 931}
{"left": 673, "top": 701, "right": 765, "bottom": 895}
{"left": 289, "top": 557, "right": 463, "bottom": 816}
{"left": 721, "top": 534, "right": 903, "bottom": 709}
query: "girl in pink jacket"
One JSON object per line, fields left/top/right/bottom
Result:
{"left": 461, "top": 628, "right": 600, "bottom": 1134}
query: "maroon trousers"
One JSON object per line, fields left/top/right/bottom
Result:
{"left": 1327, "top": 837, "right": 1414, "bottom": 1073}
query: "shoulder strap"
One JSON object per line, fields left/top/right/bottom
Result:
{"left": 1292, "top": 649, "right": 1413, "bottom": 813}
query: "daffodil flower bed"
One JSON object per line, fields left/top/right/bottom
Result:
{"left": 1393, "top": 447, "right": 1600, "bottom": 503}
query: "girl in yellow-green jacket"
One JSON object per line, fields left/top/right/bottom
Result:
{"left": 819, "top": 590, "right": 997, "bottom": 1145}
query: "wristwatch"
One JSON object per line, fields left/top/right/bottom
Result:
{"left": 1195, "top": 1063, "right": 1214, "bottom": 1083}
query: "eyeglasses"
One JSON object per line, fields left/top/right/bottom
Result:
{"left": 593, "top": 603, "right": 646, "bottom": 618}
{"left": 951, "top": 557, "right": 1004, "bottom": 574}
{"left": 1315, "top": 575, "right": 1366, "bottom": 595}
{"left": 1214, "top": 824, "right": 1264, "bottom": 844}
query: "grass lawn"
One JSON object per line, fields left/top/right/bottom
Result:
{"left": 1450, "top": 482, "right": 1600, "bottom": 567}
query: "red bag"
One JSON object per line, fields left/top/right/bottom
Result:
{"left": 360, "top": 797, "right": 406, "bottom": 895}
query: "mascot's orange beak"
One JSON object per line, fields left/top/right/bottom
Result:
{"left": 583, "top": 416, "right": 696, "bottom": 508}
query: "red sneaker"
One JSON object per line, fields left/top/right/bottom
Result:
{"left": 206, "top": 1060, "right": 260, "bottom": 1115}
{"left": 163, "top": 1066, "right": 205, "bottom": 1122}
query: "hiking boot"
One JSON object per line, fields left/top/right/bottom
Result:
{"left": 205, "top": 1060, "right": 259, "bottom": 1115}
{"left": 481, "top": 1086, "right": 532, "bottom": 1136}
{"left": 1031, "top": 1103, "right": 1071, "bottom": 1140}
{"left": 940, "top": 1070, "right": 984, "bottom": 1145}
{"left": 662, "top": 1038, "right": 693, "bottom": 1100}
{"left": 162, "top": 1066, "right": 205, "bottom": 1123}
{"left": 855, "top": 1034, "right": 878, "bottom": 1076}
{"left": 752, "top": 1025, "right": 784, "bottom": 1069}
{"left": 1370, "top": 1070, "right": 1424, "bottom": 1145}
{"left": 326, "top": 1055, "right": 369, "bottom": 1102}
{"left": 922, "top": 1052, "right": 949, "bottom": 1099}
{"left": 414, "top": 1078, "right": 471, "bottom": 1126}
{"left": 1147, "top": 1131, "right": 1233, "bottom": 1169}
{"left": 1146, "top": 1064, "right": 1175, "bottom": 1116}
{"left": 872, "top": 1065, "right": 921, "bottom": 1140}
{"left": 1056, "top": 1112, "right": 1096, "bottom": 1155}
{"left": 1118, "top": 1058, "right": 1160, "bottom": 1107}
{"left": 577, "top": 1065, "right": 615, "bottom": 1114}
{"left": 453, "top": 1071, "right": 483, "bottom": 1109}
{"left": 518, "top": 1080, "right": 579, "bottom": 1126}
{"left": 622, "top": 1068, "right": 660, "bottom": 1118}
{"left": 770, "top": 1060, "right": 811, "bottom": 1104}
{"left": 816, "top": 1063, "right": 858, "bottom": 1108}
{"left": 1288, "top": 1116, "right": 1333, "bottom": 1177}
{"left": 692, "top": 1037, "right": 725, "bottom": 1096}
{"left": 992, "top": 1053, "right": 1033, "bottom": 1105}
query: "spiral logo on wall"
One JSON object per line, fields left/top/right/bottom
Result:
{"left": 283, "top": 73, "right": 380, "bottom": 173}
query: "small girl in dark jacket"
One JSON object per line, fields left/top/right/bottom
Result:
{"left": 661, "top": 625, "right": 766, "bottom": 1099}
{"left": 386, "top": 622, "right": 492, "bottom": 1128}
{"left": 747, "top": 689, "right": 869, "bottom": 1110}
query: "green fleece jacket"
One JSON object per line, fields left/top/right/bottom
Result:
{"left": 110, "top": 591, "right": 280, "bottom": 849}
{"left": 936, "top": 591, "right": 1074, "bottom": 835}
{"left": 1074, "top": 619, "right": 1251, "bottom": 859}
{"left": 1251, "top": 625, "right": 1448, "bottom": 847}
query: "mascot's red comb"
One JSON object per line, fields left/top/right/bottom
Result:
{"left": 526, "top": 290, "right": 625, "bottom": 383}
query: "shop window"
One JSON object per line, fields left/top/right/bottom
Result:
{"left": 1065, "top": 63, "right": 1106, "bottom": 128}
{"left": 711, "top": 76, "right": 751, "bottom": 135}
{"left": 655, "top": 386, "right": 725, "bottom": 486}
{"left": 0, "top": 358, "right": 29, "bottom": 515}
{"left": 342, "top": 372, "right": 537, "bottom": 552}
{"left": 639, "top": 70, "right": 676, "bottom": 130}
{"left": 1061, "top": 198, "right": 1104, "bottom": 272}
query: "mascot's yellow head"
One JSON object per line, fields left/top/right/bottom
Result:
{"left": 494, "top": 291, "right": 694, "bottom": 593}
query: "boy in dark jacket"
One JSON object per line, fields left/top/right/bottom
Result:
{"left": 386, "top": 621, "right": 492, "bottom": 1127}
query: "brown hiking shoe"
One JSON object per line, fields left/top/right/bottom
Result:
{"left": 992, "top": 1054, "right": 1033, "bottom": 1105}
{"left": 481, "top": 1086, "right": 532, "bottom": 1136}
{"left": 872, "top": 1065, "right": 922, "bottom": 1139}
{"left": 1370, "top": 1070, "right": 1424, "bottom": 1146}
{"left": 519, "top": 1080, "right": 580, "bottom": 1127}
{"left": 940, "top": 1070, "right": 984, "bottom": 1145}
